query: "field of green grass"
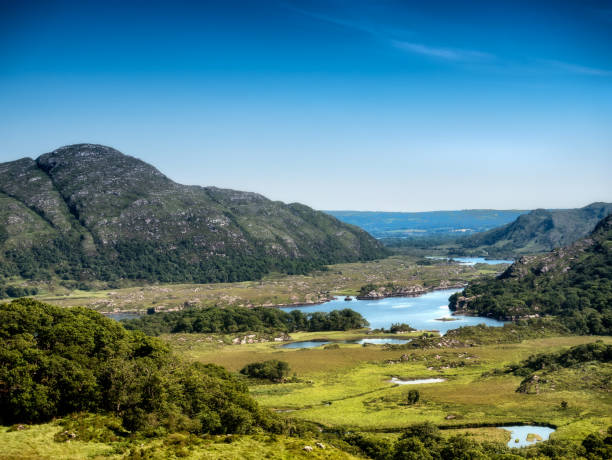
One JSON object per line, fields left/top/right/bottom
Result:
{"left": 1, "top": 328, "right": 610, "bottom": 459}
{"left": 0, "top": 424, "right": 360, "bottom": 460}
{"left": 173, "top": 331, "right": 612, "bottom": 444}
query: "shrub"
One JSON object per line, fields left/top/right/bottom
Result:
{"left": 240, "top": 360, "right": 290, "bottom": 382}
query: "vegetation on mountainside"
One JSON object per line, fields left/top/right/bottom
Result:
{"left": 459, "top": 203, "right": 612, "bottom": 257}
{"left": 449, "top": 215, "right": 612, "bottom": 334}
{"left": 122, "top": 307, "right": 369, "bottom": 336}
{"left": 498, "top": 342, "right": 612, "bottom": 394}
{"left": 381, "top": 203, "right": 612, "bottom": 260}
{"left": 0, "top": 298, "right": 281, "bottom": 435}
{"left": 0, "top": 144, "right": 386, "bottom": 294}
{"left": 507, "top": 342, "right": 612, "bottom": 375}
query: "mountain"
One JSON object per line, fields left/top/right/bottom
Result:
{"left": 459, "top": 203, "right": 612, "bottom": 257}
{"left": 450, "top": 214, "right": 612, "bottom": 334}
{"left": 0, "top": 144, "right": 386, "bottom": 291}
{"left": 326, "top": 209, "right": 528, "bottom": 238}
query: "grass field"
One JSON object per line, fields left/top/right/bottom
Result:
{"left": 174, "top": 331, "right": 612, "bottom": 444}
{"left": 26, "top": 256, "right": 505, "bottom": 313}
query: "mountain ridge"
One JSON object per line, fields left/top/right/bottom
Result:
{"left": 458, "top": 202, "right": 612, "bottom": 257}
{"left": 0, "top": 144, "right": 386, "bottom": 292}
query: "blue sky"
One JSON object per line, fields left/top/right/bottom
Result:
{"left": 1, "top": 0, "right": 611, "bottom": 211}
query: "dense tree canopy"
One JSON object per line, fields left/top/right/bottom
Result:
{"left": 0, "top": 298, "right": 279, "bottom": 435}
{"left": 122, "top": 306, "right": 369, "bottom": 336}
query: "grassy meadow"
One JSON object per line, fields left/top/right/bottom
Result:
{"left": 171, "top": 331, "right": 612, "bottom": 443}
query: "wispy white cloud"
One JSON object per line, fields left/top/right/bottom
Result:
{"left": 283, "top": 2, "right": 609, "bottom": 74}
{"left": 391, "top": 40, "right": 494, "bottom": 62}
{"left": 283, "top": 3, "right": 494, "bottom": 63}
{"left": 542, "top": 59, "right": 612, "bottom": 76}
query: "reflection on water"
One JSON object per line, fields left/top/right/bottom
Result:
{"left": 426, "top": 256, "right": 513, "bottom": 266}
{"left": 389, "top": 377, "right": 445, "bottom": 385}
{"left": 280, "top": 289, "right": 506, "bottom": 333}
{"left": 281, "top": 337, "right": 413, "bottom": 349}
{"left": 502, "top": 425, "right": 555, "bottom": 448}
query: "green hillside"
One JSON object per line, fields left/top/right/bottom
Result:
{"left": 458, "top": 203, "right": 612, "bottom": 257}
{"left": 0, "top": 144, "right": 386, "bottom": 294}
{"left": 450, "top": 214, "right": 612, "bottom": 334}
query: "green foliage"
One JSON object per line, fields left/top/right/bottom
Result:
{"left": 0, "top": 298, "right": 280, "bottom": 436}
{"left": 240, "top": 360, "right": 290, "bottom": 382}
{"left": 450, "top": 215, "right": 612, "bottom": 334}
{"left": 122, "top": 306, "right": 369, "bottom": 336}
{"left": 459, "top": 203, "right": 612, "bottom": 257}
{"left": 390, "top": 323, "right": 416, "bottom": 333}
{"left": 0, "top": 285, "right": 38, "bottom": 298}
{"left": 343, "top": 423, "right": 612, "bottom": 460}
{"left": 509, "top": 342, "right": 612, "bottom": 375}
{"left": 405, "top": 390, "right": 419, "bottom": 405}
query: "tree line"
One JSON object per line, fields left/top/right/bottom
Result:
{"left": 122, "top": 306, "right": 369, "bottom": 336}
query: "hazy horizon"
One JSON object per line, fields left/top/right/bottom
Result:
{"left": 1, "top": 1, "right": 611, "bottom": 211}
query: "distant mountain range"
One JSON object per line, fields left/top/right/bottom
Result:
{"left": 458, "top": 202, "right": 612, "bottom": 257}
{"left": 329, "top": 203, "right": 612, "bottom": 258}
{"left": 326, "top": 210, "right": 529, "bottom": 238}
{"left": 0, "top": 144, "right": 385, "bottom": 292}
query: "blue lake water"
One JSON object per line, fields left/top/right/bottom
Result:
{"left": 427, "top": 256, "right": 514, "bottom": 266}
{"left": 106, "top": 312, "right": 141, "bottom": 321}
{"left": 280, "top": 289, "right": 505, "bottom": 333}
{"left": 502, "top": 425, "right": 555, "bottom": 448}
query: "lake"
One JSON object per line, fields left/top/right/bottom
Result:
{"left": 426, "top": 256, "right": 514, "bottom": 266}
{"left": 280, "top": 289, "right": 506, "bottom": 333}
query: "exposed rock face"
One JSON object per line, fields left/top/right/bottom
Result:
{"left": 0, "top": 144, "right": 387, "bottom": 285}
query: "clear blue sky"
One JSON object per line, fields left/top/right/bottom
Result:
{"left": 1, "top": 0, "right": 611, "bottom": 211}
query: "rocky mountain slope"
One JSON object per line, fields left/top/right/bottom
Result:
{"left": 0, "top": 144, "right": 386, "bottom": 291}
{"left": 458, "top": 202, "right": 612, "bottom": 257}
{"left": 450, "top": 214, "right": 612, "bottom": 334}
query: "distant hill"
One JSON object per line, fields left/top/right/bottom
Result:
{"left": 0, "top": 144, "right": 386, "bottom": 293}
{"left": 450, "top": 214, "right": 612, "bottom": 334}
{"left": 326, "top": 210, "right": 528, "bottom": 238}
{"left": 459, "top": 203, "right": 612, "bottom": 257}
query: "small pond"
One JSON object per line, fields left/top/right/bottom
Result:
{"left": 502, "top": 425, "right": 555, "bottom": 448}
{"left": 281, "top": 337, "right": 413, "bottom": 349}
{"left": 348, "top": 338, "right": 412, "bottom": 345}
{"left": 281, "top": 340, "right": 332, "bottom": 349}
{"left": 389, "top": 377, "right": 445, "bottom": 385}
{"left": 105, "top": 312, "right": 141, "bottom": 321}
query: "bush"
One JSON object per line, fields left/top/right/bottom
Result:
{"left": 406, "top": 390, "right": 420, "bottom": 405}
{"left": 240, "top": 360, "right": 290, "bottom": 382}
